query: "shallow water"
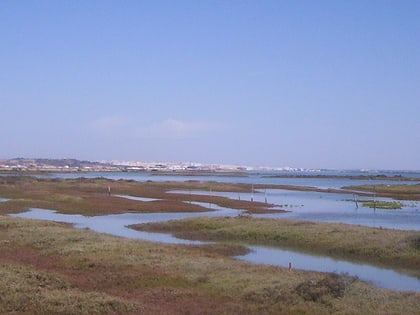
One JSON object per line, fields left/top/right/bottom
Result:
{"left": 11, "top": 208, "right": 209, "bottom": 244}
{"left": 10, "top": 205, "right": 420, "bottom": 293}
{"left": 170, "top": 189, "right": 420, "bottom": 231}
{"left": 113, "top": 194, "right": 161, "bottom": 202}
{"left": 10, "top": 199, "right": 242, "bottom": 244}
{"left": 237, "top": 246, "right": 420, "bottom": 292}
{"left": 38, "top": 171, "right": 420, "bottom": 189}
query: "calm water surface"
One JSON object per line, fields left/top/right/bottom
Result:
{"left": 171, "top": 189, "right": 420, "bottom": 231}
{"left": 38, "top": 170, "right": 420, "bottom": 189}
{"left": 113, "top": 194, "right": 161, "bottom": 202}
{"left": 10, "top": 199, "right": 242, "bottom": 244}
{"left": 237, "top": 246, "right": 420, "bottom": 292}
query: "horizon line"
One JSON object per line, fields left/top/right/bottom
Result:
{"left": 1, "top": 157, "right": 419, "bottom": 173}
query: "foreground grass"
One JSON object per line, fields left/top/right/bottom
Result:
{"left": 133, "top": 217, "right": 420, "bottom": 276}
{"left": 1, "top": 215, "right": 419, "bottom": 314}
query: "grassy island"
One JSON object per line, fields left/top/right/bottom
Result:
{"left": 133, "top": 216, "right": 420, "bottom": 276}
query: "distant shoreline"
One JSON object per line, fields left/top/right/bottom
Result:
{"left": 2, "top": 168, "right": 420, "bottom": 181}
{"left": 263, "top": 174, "right": 420, "bottom": 181}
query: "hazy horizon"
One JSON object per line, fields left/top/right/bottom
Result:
{"left": 1, "top": 1, "right": 419, "bottom": 170}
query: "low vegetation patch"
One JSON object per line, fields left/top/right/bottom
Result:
{"left": 409, "top": 235, "right": 420, "bottom": 250}
{"left": 295, "top": 274, "right": 347, "bottom": 302}
{"left": 345, "top": 198, "right": 406, "bottom": 209}
{"left": 360, "top": 200, "right": 404, "bottom": 209}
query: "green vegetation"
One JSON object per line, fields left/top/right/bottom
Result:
{"left": 345, "top": 198, "right": 406, "bottom": 209}
{"left": 1, "top": 215, "right": 419, "bottom": 314}
{"left": 360, "top": 200, "right": 404, "bottom": 209}
{"left": 133, "top": 217, "right": 420, "bottom": 275}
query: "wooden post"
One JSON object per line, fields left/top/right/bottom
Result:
{"left": 209, "top": 187, "right": 212, "bottom": 209}
{"left": 373, "top": 185, "right": 376, "bottom": 211}
{"left": 353, "top": 194, "right": 358, "bottom": 209}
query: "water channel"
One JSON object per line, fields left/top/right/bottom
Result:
{"left": 9, "top": 193, "right": 420, "bottom": 293}
{"left": 37, "top": 170, "right": 420, "bottom": 189}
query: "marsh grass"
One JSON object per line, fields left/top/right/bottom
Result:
{"left": 345, "top": 198, "right": 406, "bottom": 209}
{"left": 344, "top": 183, "right": 420, "bottom": 200}
{"left": 0, "top": 264, "right": 139, "bottom": 315}
{"left": 133, "top": 217, "right": 420, "bottom": 274}
{"left": 1, "top": 215, "right": 419, "bottom": 314}
{"left": 0, "top": 177, "right": 277, "bottom": 215}
{"left": 360, "top": 200, "right": 404, "bottom": 209}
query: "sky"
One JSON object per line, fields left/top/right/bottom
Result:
{"left": 1, "top": 1, "right": 419, "bottom": 170}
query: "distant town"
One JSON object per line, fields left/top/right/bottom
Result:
{"left": 0, "top": 158, "right": 299, "bottom": 173}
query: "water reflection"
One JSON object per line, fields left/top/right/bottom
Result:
{"left": 113, "top": 194, "right": 161, "bottom": 202}
{"left": 11, "top": 200, "right": 242, "bottom": 244}
{"left": 170, "top": 189, "right": 420, "bottom": 231}
{"left": 237, "top": 246, "right": 420, "bottom": 292}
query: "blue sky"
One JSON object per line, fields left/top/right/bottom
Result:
{"left": 1, "top": 1, "right": 419, "bottom": 169}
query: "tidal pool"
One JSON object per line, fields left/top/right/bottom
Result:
{"left": 113, "top": 194, "right": 161, "bottom": 202}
